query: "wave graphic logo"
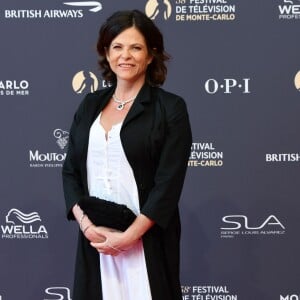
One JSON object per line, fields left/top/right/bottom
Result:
{"left": 5, "top": 209, "right": 41, "bottom": 224}
{"left": 1, "top": 208, "right": 48, "bottom": 239}
{"left": 64, "top": 1, "right": 102, "bottom": 12}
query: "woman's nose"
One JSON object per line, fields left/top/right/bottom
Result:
{"left": 121, "top": 48, "right": 131, "bottom": 58}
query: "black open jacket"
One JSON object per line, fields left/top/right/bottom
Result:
{"left": 62, "top": 83, "right": 192, "bottom": 300}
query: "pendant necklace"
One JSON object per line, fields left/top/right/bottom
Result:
{"left": 112, "top": 94, "right": 136, "bottom": 111}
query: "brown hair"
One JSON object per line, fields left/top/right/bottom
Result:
{"left": 97, "top": 10, "right": 170, "bottom": 86}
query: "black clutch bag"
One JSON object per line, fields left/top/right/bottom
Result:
{"left": 78, "top": 196, "right": 136, "bottom": 231}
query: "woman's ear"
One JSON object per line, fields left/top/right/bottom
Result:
{"left": 105, "top": 47, "right": 110, "bottom": 62}
{"left": 148, "top": 48, "right": 156, "bottom": 65}
{"left": 147, "top": 58, "right": 152, "bottom": 65}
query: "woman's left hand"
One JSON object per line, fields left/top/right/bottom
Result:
{"left": 90, "top": 214, "right": 154, "bottom": 256}
{"left": 90, "top": 228, "right": 138, "bottom": 256}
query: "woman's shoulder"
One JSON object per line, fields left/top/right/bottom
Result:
{"left": 73, "top": 86, "right": 114, "bottom": 119}
{"left": 83, "top": 85, "right": 114, "bottom": 103}
{"left": 152, "top": 86, "right": 188, "bottom": 110}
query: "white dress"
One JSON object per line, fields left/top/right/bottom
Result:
{"left": 86, "top": 113, "right": 152, "bottom": 300}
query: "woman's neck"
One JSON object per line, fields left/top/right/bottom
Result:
{"left": 114, "top": 79, "right": 145, "bottom": 100}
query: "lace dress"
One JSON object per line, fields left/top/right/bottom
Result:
{"left": 86, "top": 113, "right": 152, "bottom": 300}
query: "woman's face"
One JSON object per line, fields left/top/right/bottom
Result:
{"left": 106, "top": 26, "right": 153, "bottom": 85}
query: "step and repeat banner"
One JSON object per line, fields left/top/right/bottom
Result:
{"left": 1, "top": 0, "right": 300, "bottom": 299}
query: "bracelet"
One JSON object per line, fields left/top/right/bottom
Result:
{"left": 79, "top": 213, "right": 86, "bottom": 231}
{"left": 82, "top": 224, "right": 93, "bottom": 235}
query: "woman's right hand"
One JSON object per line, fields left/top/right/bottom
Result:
{"left": 84, "top": 225, "right": 107, "bottom": 243}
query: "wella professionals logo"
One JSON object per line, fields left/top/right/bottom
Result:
{"left": 1, "top": 209, "right": 48, "bottom": 239}
{"left": 278, "top": 0, "right": 300, "bottom": 20}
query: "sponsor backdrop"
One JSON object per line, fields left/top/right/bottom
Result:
{"left": 0, "top": 0, "right": 299, "bottom": 299}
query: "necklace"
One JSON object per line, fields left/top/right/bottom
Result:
{"left": 112, "top": 94, "right": 136, "bottom": 111}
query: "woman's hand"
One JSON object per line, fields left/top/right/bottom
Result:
{"left": 83, "top": 225, "right": 107, "bottom": 243}
{"left": 90, "top": 214, "right": 155, "bottom": 256}
{"left": 90, "top": 229, "right": 138, "bottom": 256}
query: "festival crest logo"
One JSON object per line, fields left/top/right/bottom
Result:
{"left": 145, "top": 0, "right": 172, "bottom": 20}
{"left": 294, "top": 70, "right": 300, "bottom": 91}
{"left": 72, "top": 70, "right": 99, "bottom": 94}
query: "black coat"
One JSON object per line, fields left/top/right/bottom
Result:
{"left": 62, "top": 83, "right": 192, "bottom": 300}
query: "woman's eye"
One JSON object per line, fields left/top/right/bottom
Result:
{"left": 112, "top": 45, "right": 122, "bottom": 50}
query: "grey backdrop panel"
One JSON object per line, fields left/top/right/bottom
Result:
{"left": 0, "top": 0, "right": 299, "bottom": 299}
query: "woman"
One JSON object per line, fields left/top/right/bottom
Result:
{"left": 62, "top": 9, "right": 192, "bottom": 300}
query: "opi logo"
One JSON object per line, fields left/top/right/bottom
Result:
{"left": 204, "top": 78, "right": 250, "bottom": 94}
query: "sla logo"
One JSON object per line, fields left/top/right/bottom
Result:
{"left": 278, "top": 0, "right": 300, "bottom": 19}
{"left": 1, "top": 208, "right": 48, "bottom": 239}
{"left": 72, "top": 71, "right": 99, "bottom": 94}
{"left": 294, "top": 70, "right": 300, "bottom": 92}
{"left": 280, "top": 295, "right": 300, "bottom": 300}
{"left": 145, "top": 0, "right": 172, "bottom": 21}
{"left": 204, "top": 78, "right": 250, "bottom": 94}
{"left": 44, "top": 287, "right": 72, "bottom": 300}
{"left": 29, "top": 129, "right": 68, "bottom": 168}
{"left": 220, "top": 215, "right": 285, "bottom": 238}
